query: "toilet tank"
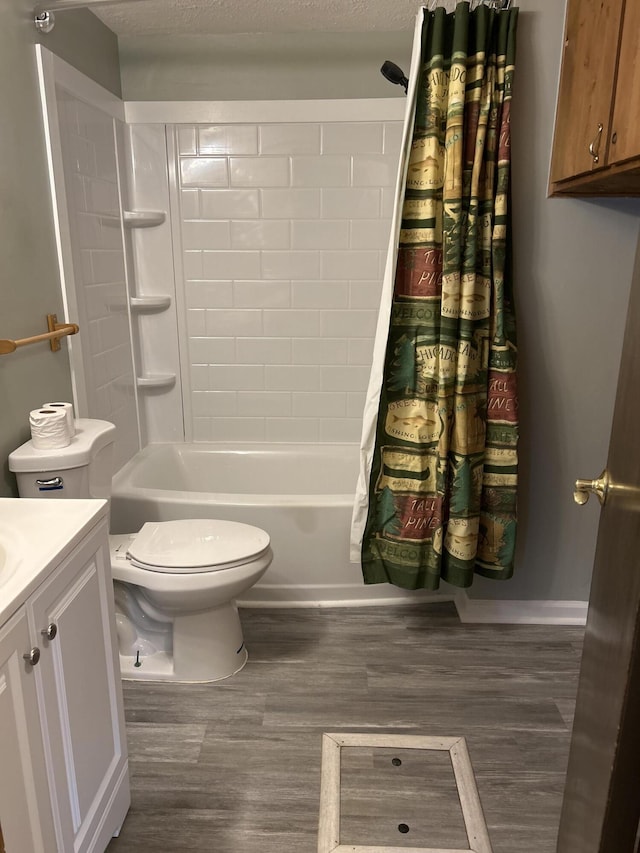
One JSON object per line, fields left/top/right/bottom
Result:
{"left": 8, "top": 419, "right": 116, "bottom": 500}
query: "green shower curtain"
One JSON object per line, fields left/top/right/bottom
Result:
{"left": 361, "top": 3, "right": 519, "bottom": 590}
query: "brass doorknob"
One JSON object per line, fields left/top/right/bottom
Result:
{"left": 574, "top": 470, "right": 609, "bottom": 506}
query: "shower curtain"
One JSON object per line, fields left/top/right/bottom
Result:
{"left": 351, "top": 2, "right": 519, "bottom": 590}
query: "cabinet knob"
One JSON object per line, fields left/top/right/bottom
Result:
{"left": 23, "top": 648, "right": 41, "bottom": 666}
{"left": 41, "top": 623, "right": 58, "bottom": 641}
{"left": 40, "top": 622, "right": 58, "bottom": 640}
{"left": 588, "top": 123, "right": 604, "bottom": 164}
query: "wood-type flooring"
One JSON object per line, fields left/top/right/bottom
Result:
{"left": 106, "top": 602, "right": 584, "bottom": 852}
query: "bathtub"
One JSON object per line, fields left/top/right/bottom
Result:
{"left": 110, "top": 443, "right": 440, "bottom": 606}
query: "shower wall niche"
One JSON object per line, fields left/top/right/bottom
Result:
{"left": 40, "top": 46, "right": 406, "bottom": 453}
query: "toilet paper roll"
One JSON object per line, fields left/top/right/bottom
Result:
{"left": 42, "top": 401, "right": 75, "bottom": 436}
{"left": 29, "top": 408, "right": 72, "bottom": 450}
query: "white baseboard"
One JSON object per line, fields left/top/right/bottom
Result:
{"left": 454, "top": 591, "right": 588, "bottom": 625}
{"left": 238, "top": 584, "right": 589, "bottom": 623}
{"left": 238, "top": 584, "right": 452, "bottom": 609}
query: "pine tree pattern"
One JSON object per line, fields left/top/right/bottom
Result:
{"left": 388, "top": 336, "right": 417, "bottom": 394}
{"left": 375, "top": 487, "right": 402, "bottom": 537}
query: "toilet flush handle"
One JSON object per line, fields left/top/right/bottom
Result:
{"left": 35, "top": 476, "right": 64, "bottom": 491}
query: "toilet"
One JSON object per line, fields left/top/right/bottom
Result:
{"left": 8, "top": 419, "right": 273, "bottom": 683}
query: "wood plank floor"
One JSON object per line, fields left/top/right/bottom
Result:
{"left": 106, "top": 602, "right": 584, "bottom": 853}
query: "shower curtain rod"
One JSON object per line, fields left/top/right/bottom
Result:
{"left": 34, "top": 0, "right": 512, "bottom": 12}
{"left": 34, "top": 0, "right": 142, "bottom": 13}
{"left": 33, "top": 0, "right": 512, "bottom": 34}
{"left": 426, "top": 0, "right": 512, "bottom": 8}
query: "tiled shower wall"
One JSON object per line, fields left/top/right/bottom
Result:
{"left": 55, "top": 89, "right": 139, "bottom": 469}
{"left": 177, "top": 120, "right": 402, "bottom": 443}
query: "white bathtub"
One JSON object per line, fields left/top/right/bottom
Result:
{"left": 110, "top": 443, "right": 439, "bottom": 606}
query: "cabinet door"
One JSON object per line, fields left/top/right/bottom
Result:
{"left": 609, "top": 1, "right": 640, "bottom": 166}
{"left": 550, "top": 0, "right": 625, "bottom": 184}
{"left": 28, "top": 523, "right": 129, "bottom": 853}
{"left": 0, "top": 609, "right": 56, "bottom": 853}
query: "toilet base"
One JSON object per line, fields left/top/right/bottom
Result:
{"left": 117, "top": 601, "right": 249, "bottom": 683}
{"left": 119, "top": 648, "right": 249, "bottom": 683}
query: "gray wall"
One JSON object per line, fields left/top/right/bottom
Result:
{"left": 0, "top": 2, "right": 120, "bottom": 497}
{"left": 471, "top": 1, "right": 640, "bottom": 601}
{"left": 119, "top": 32, "right": 413, "bottom": 101}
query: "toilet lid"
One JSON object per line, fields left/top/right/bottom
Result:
{"left": 126, "top": 519, "right": 270, "bottom": 573}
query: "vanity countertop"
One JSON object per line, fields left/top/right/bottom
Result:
{"left": 0, "top": 498, "right": 108, "bottom": 625}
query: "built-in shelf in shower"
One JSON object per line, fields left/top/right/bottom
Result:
{"left": 136, "top": 373, "right": 176, "bottom": 390}
{"left": 123, "top": 210, "right": 166, "bottom": 228}
{"left": 129, "top": 295, "right": 172, "bottom": 312}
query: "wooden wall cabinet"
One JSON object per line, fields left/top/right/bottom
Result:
{"left": 550, "top": 0, "right": 640, "bottom": 196}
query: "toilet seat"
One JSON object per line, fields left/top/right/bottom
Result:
{"left": 126, "top": 519, "right": 271, "bottom": 574}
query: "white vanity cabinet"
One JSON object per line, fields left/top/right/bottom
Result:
{"left": 0, "top": 505, "right": 130, "bottom": 853}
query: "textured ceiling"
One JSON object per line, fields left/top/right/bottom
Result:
{"left": 93, "top": 0, "right": 425, "bottom": 36}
